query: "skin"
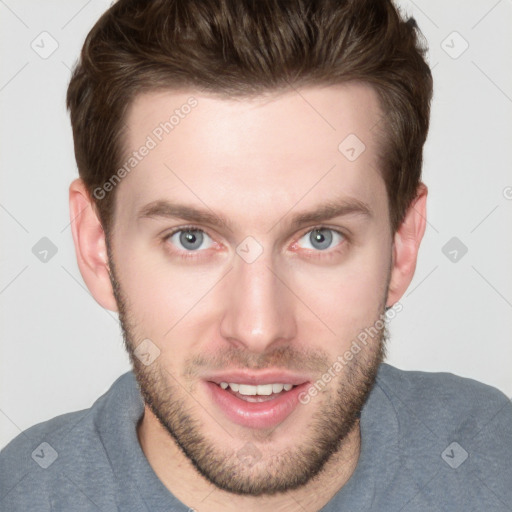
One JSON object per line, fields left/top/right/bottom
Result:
{"left": 69, "top": 83, "right": 427, "bottom": 511}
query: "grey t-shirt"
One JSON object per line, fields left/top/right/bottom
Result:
{"left": 1, "top": 363, "right": 511, "bottom": 511}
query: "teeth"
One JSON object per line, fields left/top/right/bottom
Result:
{"left": 272, "top": 383, "right": 284, "bottom": 393}
{"left": 218, "top": 382, "right": 295, "bottom": 395}
{"left": 256, "top": 384, "right": 273, "bottom": 396}
{"left": 238, "top": 384, "right": 258, "bottom": 395}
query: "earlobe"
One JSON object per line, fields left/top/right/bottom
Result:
{"left": 386, "top": 183, "right": 428, "bottom": 307}
{"left": 69, "top": 178, "right": 118, "bottom": 312}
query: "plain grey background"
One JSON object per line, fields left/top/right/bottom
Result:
{"left": 1, "top": 0, "right": 511, "bottom": 449}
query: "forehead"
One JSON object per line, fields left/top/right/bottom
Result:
{"left": 115, "top": 83, "right": 387, "bottom": 232}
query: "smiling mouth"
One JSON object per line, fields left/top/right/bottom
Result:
{"left": 204, "top": 379, "right": 310, "bottom": 429}
{"left": 212, "top": 381, "right": 300, "bottom": 402}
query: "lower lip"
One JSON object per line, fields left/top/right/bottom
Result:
{"left": 204, "top": 381, "right": 309, "bottom": 429}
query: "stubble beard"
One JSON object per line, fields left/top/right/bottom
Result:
{"left": 108, "top": 256, "right": 388, "bottom": 496}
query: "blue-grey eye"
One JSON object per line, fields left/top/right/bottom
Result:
{"left": 169, "top": 229, "right": 213, "bottom": 251}
{"left": 298, "top": 228, "right": 344, "bottom": 251}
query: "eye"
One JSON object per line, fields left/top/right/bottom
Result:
{"left": 297, "top": 228, "right": 345, "bottom": 251}
{"left": 168, "top": 229, "right": 213, "bottom": 251}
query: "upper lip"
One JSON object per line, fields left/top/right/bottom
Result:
{"left": 203, "top": 370, "right": 311, "bottom": 386}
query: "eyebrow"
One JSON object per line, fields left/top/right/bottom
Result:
{"left": 137, "top": 197, "right": 372, "bottom": 231}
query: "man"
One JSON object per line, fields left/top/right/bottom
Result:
{"left": 1, "top": 0, "right": 511, "bottom": 510}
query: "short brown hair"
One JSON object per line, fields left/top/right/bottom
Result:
{"left": 66, "top": 0, "right": 433, "bottom": 236}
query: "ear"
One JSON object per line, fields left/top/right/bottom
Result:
{"left": 386, "top": 183, "right": 428, "bottom": 307}
{"left": 69, "top": 178, "right": 118, "bottom": 312}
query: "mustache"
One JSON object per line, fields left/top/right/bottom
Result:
{"left": 183, "top": 345, "right": 331, "bottom": 377}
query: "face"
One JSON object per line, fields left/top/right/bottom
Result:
{"left": 107, "top": 83, "right": 393, "bottom": 495}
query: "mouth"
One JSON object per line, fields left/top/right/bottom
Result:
{"left": 203, "top": 372, "right": 311, "bottom": 429}
{"left": 216, "top": 381, "right": 299, "bottom": 402}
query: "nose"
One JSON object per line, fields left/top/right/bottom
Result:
{"left": 219, "top": 250, "right": 297, "bottom": 353}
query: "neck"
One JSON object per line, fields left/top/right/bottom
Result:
{"left": 137, "top": 405, "right": 361, "bottom": 512}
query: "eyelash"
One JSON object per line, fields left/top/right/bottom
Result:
{"left": 294, "top": 225, "right": 349, "bottom": 261}
{"left": 162, "top": 225, "right": 216, "bottom": 261}
{"left": 161, "top": 225, "right": 349, "bottom": 261}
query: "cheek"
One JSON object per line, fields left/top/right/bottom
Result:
{"left": 113, "top": 224, "right": 392, "bottom": 354}
{"left": 289, "top": 242, "right": 391, "bottom": 342}
{"left": 114, "top": 240, "right": 224, "bottom": 337}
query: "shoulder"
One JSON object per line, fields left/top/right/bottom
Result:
{"left": 0, "top": 372, "right": 134, "bottom": 510}
{"left": 373, "top": 364, "right": 512, "bottom": 509}
{"left": 0, "top": 409, "right": 91, "bottom": 510}
{"left": 376, "top": 363, "right": 512, "bottom": 428}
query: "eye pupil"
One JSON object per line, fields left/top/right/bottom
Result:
{"left": 309, "top": 229, "right": 333, "bottom": 250}
{"left": 179, "top": 229, "right": 203, "bottom": 250}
